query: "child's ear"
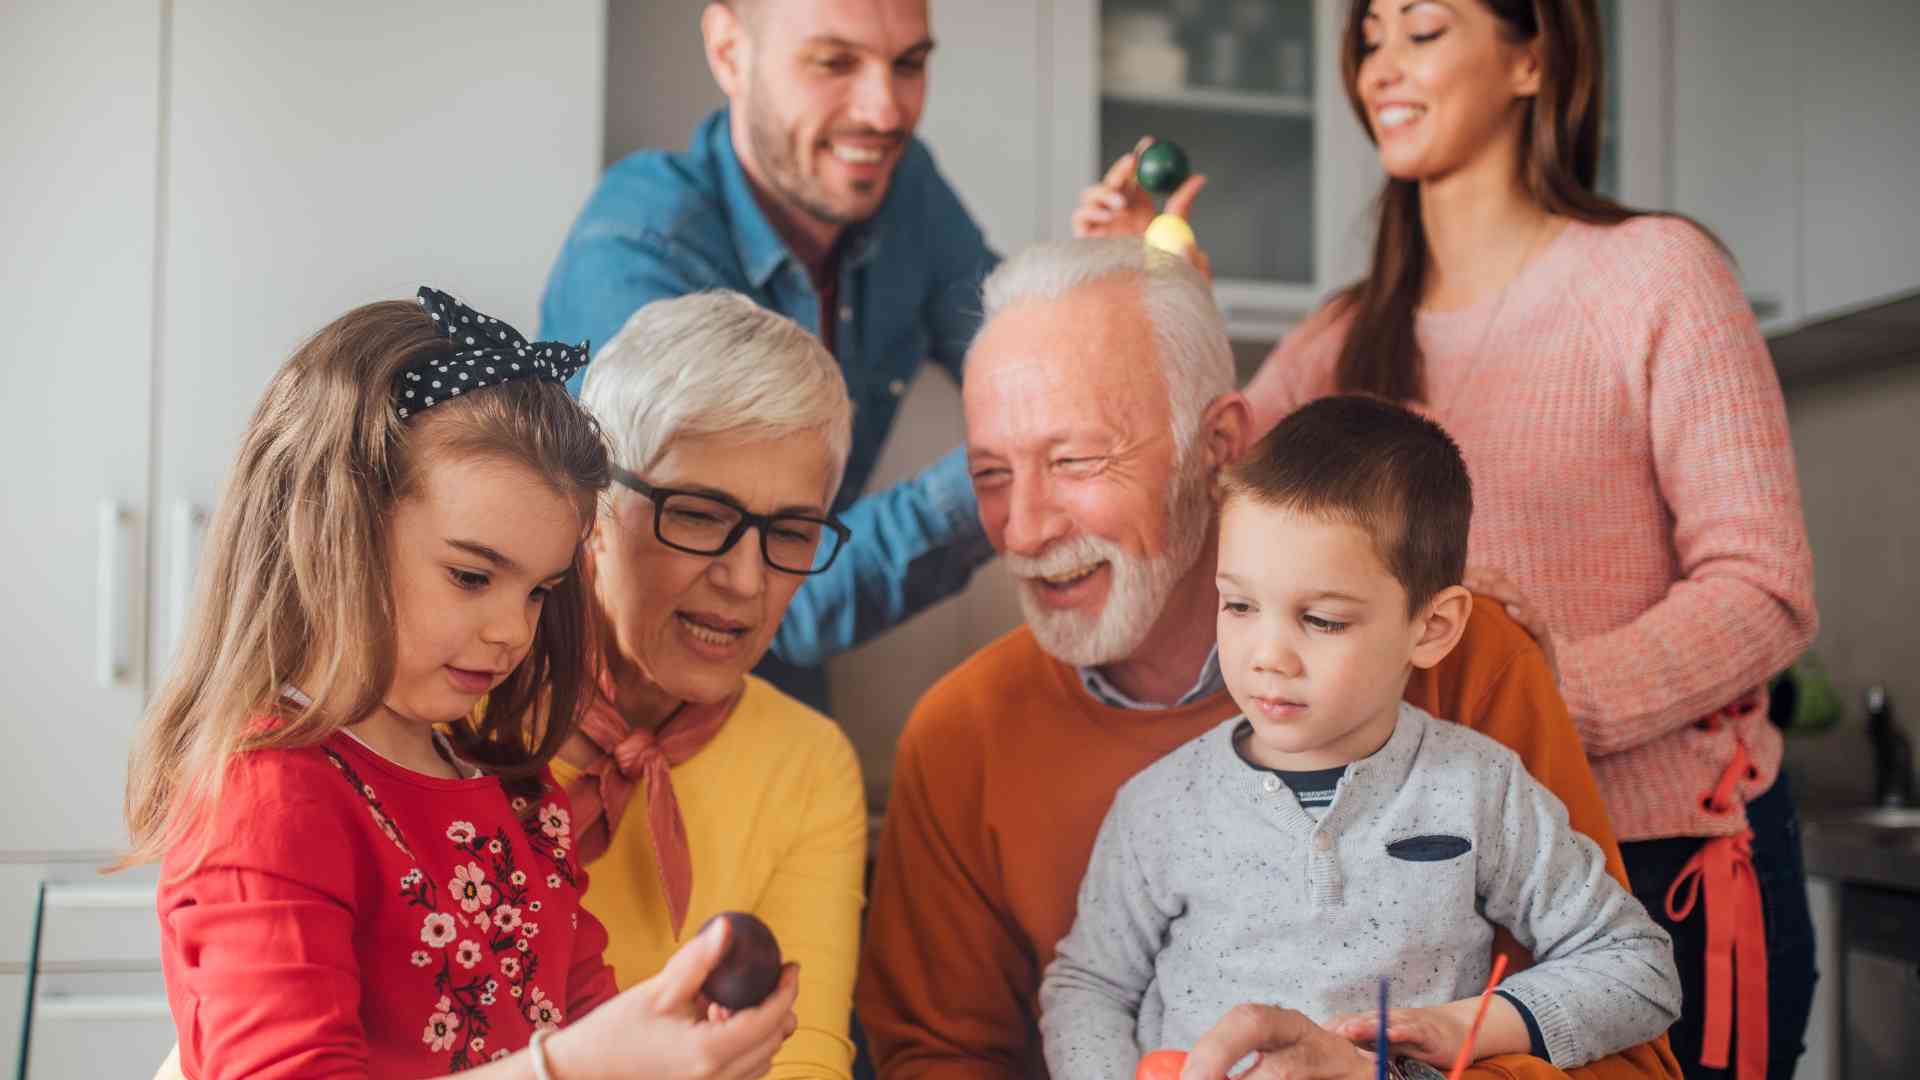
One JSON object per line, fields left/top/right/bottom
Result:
{"left": 1409, "top": 585, "right": 1473, "bottom": 670}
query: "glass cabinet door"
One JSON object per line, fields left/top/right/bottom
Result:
{"left": 1098, "top": 0, "right": 1322, "bottom": 327}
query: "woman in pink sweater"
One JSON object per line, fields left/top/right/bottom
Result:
{"left": 1074, "top": 2, "right": 1816, "bottom": 1079}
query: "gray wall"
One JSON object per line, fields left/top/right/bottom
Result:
{"left": 1780, "top": 361, "right": 1920, "bottom": 806}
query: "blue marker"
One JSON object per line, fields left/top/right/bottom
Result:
{"left": 1377, "top": 976, "right": 1389, "bottom": 1080}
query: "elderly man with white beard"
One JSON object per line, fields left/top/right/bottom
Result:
{"left": 856, "top": 238, "right": 1682, "bottom": 1080}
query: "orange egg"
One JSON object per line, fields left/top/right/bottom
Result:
{"left": 1136, "top": 1048, "right": 1188, "bottom": 1080}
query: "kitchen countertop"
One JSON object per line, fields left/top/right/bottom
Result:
{"left": 1800, "top": 806, "right": 1920, "bottom": 893}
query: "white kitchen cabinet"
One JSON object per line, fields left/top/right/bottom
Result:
{"left": 1671, "top": 0, "right": 1803, "bottom": 334}
{"left": 152, "top": 2, "right": 607, "bottom": 660}
{"left": 1794, "top": 0, "right": 1920, "bottom": 321}
{"left": 1800, "top": 874, "right": 1843, "bottom": 1080}
{"left": 3, "top": 1, "right": 605, "bottom": 1067}
{"left": 1670, "top": 0, "right": 1920, "bottom": 337}
{"left": 0, "top": 0, "right": 164, "bottom": 860}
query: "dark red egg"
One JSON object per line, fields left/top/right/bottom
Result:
{"left": 698, "top": 910, "right": 782, "bottom": 1009}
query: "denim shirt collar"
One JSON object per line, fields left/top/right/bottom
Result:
{"left": 709, "top": 108, "right": 884, "bottom": 288}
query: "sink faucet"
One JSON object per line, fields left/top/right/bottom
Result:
{"left": 1867, "top": 686, "right": 1916, "bottom": 808}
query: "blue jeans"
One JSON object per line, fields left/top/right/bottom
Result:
{"left": 1622, "top": 772, "right": 1818, "bottom": 1080}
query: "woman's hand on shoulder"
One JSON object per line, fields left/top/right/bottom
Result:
{"left": 546, "top": 918, "right": 799, "bottom": 1080}
{"left": 1464, "top": 567, "right": 1559, "bottom": 680}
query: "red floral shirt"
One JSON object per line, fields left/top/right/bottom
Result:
{"left": 159, "top": 732, "right": 619, "bottom": 1078}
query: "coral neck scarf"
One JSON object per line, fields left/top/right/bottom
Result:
{"left": 565, "top": 676, "right": 740, "bottom": 937}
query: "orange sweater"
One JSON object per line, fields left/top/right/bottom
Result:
{"left": 858, "top": 597, "right": 1680, "bottom": 1080}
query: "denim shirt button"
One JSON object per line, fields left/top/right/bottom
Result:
{"left": 1261, "top": 775, "right": 1281, "bottom": 794}
{"left": 888, "top": 378, "right": 908, "bottom": 397}
{"left": 839, "top": 304, "right": 853, "bottom": 322}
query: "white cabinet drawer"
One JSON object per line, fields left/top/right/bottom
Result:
{"left": 19, "top": 971, "right": 174, "bottom": 1079}
{"left": 1, "top": 864, "right": 159, "bottom": 972}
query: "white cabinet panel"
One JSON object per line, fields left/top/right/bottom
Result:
{"left": 152, "top": 2, "right": 607, "bottom": 669}
{"left": 1801, "top": 875, "right": 1842, "bottom": 1080}
{"left": 0, "top": 1, "right": 162, "bottom": 856}
{"left": 21, "top": 971, "right": 173, "bottom": 1080}
{"left": 918, "top": 0, "right": 1049, "bottom": 250}
{"left": 1797, "top": 0, "right": 1920, "bottom": 319}
{"left": 1671, "top": 0, "right": 1801, "bottom": 333}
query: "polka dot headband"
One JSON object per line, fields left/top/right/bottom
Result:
{"left": 395, "top": 287, "right": 589, "bottom": 420}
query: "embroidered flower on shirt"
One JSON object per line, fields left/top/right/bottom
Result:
{"left": 509, "top": 870, "right": 526, "bottom": 887}
{"left": 456, "top": 939, "right": 483, "bottom": 970}
{"left": 526, "top": 986, "right": 562, "bottom": 1029}
{"left": 522, "top": 921, "right": 540, "bottom": 938}
{"left": 536, "top": 803, "right": 570, "bottom": 844}
{"left": 451, "top": 862, "right": 494, "bottom": 913}
{"left": 493, "top": 905, "right": 523, "bottom": 933}
{"left": 546, "top": 873, "right": 562, "bottom": 889}
{"left": 529, "top": 899, "right": 542, "bottom": 913}
{"left": 424, "top": 1005, "right": 460, "bottom": 1052}
{"left": 422, "top": 912, "right": 458, "bottom": 949}
{"left": 447, "top": 821, "right": 478, "bottom": 845}
{"left": 411, "top": 950, "right": 431, "bottom": 968}
{"left": 499, "top": 955, "right": 521, "bottom": 979}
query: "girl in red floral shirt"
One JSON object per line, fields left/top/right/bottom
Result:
{"left": 124, "top": 289, "right": 798, "bottom": 1080}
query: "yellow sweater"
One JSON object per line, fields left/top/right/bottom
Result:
{"left": 554, "top": 675, "right": 867, "bottom": 1080}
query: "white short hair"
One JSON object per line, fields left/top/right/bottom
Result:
{"left": 979, "top": 237, "right": 1233, "bottom": 456}
{"left": 580, "top": 291, "right": 854, "bottom": 498}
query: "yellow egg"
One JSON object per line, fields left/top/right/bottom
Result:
{"left": 1143, "top": 213, "right": 1196, "bottom": 256}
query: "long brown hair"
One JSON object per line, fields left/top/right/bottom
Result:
{"left": 122, "top": 300, "right": 611, "bottom": 869}
{"left": 1332, "top": 0, "right": 1657, "bottom": 401}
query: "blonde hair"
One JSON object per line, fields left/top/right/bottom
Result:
{"left": 580, "top": 291, "right": 853, "bottom": 497}
{"left": 122, "top": 299, "right": 611, "bottom": 869}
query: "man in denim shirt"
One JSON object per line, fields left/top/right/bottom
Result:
{"left": 541, "top": 0, "right": 998, "bottom": 710}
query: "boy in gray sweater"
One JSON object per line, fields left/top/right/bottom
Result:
{"left": 1039, "top": 396, "right": 1680, "bottom": 1080}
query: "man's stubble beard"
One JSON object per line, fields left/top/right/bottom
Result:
{"left": 743, "top": 81, "right": 881, "bottom": 229}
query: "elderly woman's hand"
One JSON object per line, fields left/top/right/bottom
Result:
{"left": 1179, "top": 1004, "right": 1376, "bottom": 1080}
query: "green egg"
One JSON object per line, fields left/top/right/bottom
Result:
{"left": 1135, "top": 141, "right": 1191, "bottom": 196}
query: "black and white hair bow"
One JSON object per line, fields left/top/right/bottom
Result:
{"left": 395, "top": 287, "right": 589, "bottom": 419}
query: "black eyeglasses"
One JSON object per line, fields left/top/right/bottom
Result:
{"left": 613, "top": 468, "right": 851, "bottom": 576}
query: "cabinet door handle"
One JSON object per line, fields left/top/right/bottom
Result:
{"left": 168, "top": 501, "right": 209, "bottom": 660}
{"left": 95, "top": 501, "right": 134, "bottom": 686}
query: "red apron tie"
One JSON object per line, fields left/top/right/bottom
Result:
{"left": 1664, "top": 729, "right": 1768, "bottom": 1080}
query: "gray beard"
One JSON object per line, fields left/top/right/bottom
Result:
{"left": 1015, "top": 449, "right": 1214, "bottom": 669}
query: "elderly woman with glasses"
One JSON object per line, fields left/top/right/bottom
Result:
{"left": 555, "top": 291, "right": 865, "bottom": 1080}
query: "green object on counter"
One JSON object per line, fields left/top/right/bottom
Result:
{"left": 1776, "top": 653, "right": 1841, "bottom": 734}
{"left": 1136, "top": 140, "right": 1191, "bottom": 196}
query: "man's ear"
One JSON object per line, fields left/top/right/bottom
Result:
{"left": 1410, "top": 585, "right": 1473, "bottom": 670}
{"left": 702, "top": 2, "right": 749, "bottom": 100}
{"left": 1201, "top": 390, "right": 1254, "bottom": 474}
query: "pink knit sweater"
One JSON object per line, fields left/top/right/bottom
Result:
{"left": 1248, "top": 216, "right": 1818, "bottom": 842}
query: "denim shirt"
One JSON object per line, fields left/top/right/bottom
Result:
{"left": 540, "top": 109, "right": 1000, "bottom": 692}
